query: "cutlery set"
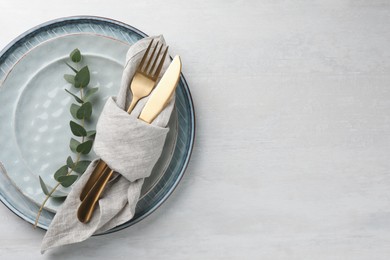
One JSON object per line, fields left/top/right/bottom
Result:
{"left": 77, "top": 40, "right": 182, "bottom": 223}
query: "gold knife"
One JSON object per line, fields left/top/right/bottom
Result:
{"left": 77, "top": 56, "right": 182, "bottom": 223}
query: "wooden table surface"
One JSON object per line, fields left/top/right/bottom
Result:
{"left": 1, "top": 1, "right": 390, "bottom": 259}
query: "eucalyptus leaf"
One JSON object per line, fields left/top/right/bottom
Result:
{"left": 66, "top": 156, "right": 74, "bottom": 169}
{"left": 74, "top": 66, "right": 90, "bottom": 88}
{"left": 54, "top": 165, "right": 68, "bottom": 181}
{"left": 65, "top": 89, "right": 84, "bottom": 104}
{"left": 77, "top": 102, "right": 92, "bottom": 120}
{"left": 70, "top": 48, "right": 81, "bottom": 63}
{"left": 70, "top": 103, "right": 81, "bottom": 119}
{"left": 73, "top": 160, "right": 91, "bottom": 174}
{"left": 64, "top": 74, "right": 75, "bottom": 84}
{"left": 66, "top": 62, "right": 78, "bottom": 73}
{"left": 76, "top": 140, "right": 93, "bottom": 154}
{"left": 70, "top": 121, "right": 87, "bottom": 137}
{"left": 58, "top": 175, "right": 78, "bottom": 188}
{"left": 39, "top": 176, "right": 49, "bottom": 196}
{"left": 85, "top": 87, "right": 99, "bottom": 101}
{"left": 86, "top": 130, "right": 96, "bottom": 138}
{"left": 70, "top": 138, "right": 81, "bottom": 153}
{"left": 50, "top": 191, "right": 68, "bottom": 199}
{"left": 39, "top": 176, "right": 67, "bottom": 198}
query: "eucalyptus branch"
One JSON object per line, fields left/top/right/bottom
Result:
{"left": 34, "top": 49, "right": 98, "bottom": 227}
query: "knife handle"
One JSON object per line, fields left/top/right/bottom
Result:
{"left": 77, "top": 167, "right": 114, "bottom": 223}
{"left": 79, "top": 159, "right": 108, "bottom": 201}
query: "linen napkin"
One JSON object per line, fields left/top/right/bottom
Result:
{"left": 41, "top": 35, "right": 175, "bottom": 253}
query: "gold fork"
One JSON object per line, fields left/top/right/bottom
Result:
{"left": 77, "top": 40, "right": 168, "bottom": 223}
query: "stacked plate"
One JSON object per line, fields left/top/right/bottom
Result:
{"left": 0, "top": 16, "right": 195, "bottom": 233}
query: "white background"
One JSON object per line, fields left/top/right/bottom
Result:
{"left": 1, "top": 0, "right": 390, "bottom": 259}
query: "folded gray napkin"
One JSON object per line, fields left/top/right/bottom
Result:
{"left": 41, "top": 35, "right": 175, "bottom": 253}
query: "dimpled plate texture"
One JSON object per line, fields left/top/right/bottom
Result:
{"left": 0, "top": 17, "right": 195, "bottom": 232}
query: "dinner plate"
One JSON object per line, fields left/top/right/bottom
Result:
{"left": 0, "top": 33, "right": 178, "bottom": 212}
{"left": 0, "top": 16, "right": 195, "bottom": 231}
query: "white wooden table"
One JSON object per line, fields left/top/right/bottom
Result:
{"left": 1, "top": 1, "right": 390, "bottom": 259}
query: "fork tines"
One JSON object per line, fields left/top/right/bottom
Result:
{"left": 138, "top": 39, "right": 169, "bottom": 80}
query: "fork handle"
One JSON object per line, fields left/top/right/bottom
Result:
{"left": 77, "top": 167, "right": 114, "bottom": 223}
{"left": 79, "top": 95, "right": 139, "bottom": 201}
{"left": 78, "top": 94, "right": 141, "bottom": 222}
{"left": 127, "top": 96, "right": 140, "bottom": 114}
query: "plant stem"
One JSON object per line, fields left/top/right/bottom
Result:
{"left": 33, "top": 152, "right": 82, "bottom": 228}
{"left": 34, "top": 89, "right": 86, "bottom": 228}
{"left": 34, "top": 182, "right": 61, "bottom": 227}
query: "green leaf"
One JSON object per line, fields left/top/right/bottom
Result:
{"left": 51, "top": 192, "right": 68, "bottom": 199}
{"left": 64, "top": 74, "right": 75, "bottom": 84}
{"left": 70, "top": 48, "right": 81, "bottom": 63}
{"left": 70, "top": 121, "right": 87, "bottom": 137}
{"left": 66, "top": 62, "right": 78, "bottom": 73}
{"left": 85, "top": 87, "right": 98, "bottom": 100}
{"left": 39, "top": 176, "right": 49, "bottom": 196}
{"left": 66, "top": 156, "right": 74, "bottom": 169}
{"left": 73, "top": 160, "right": 91, "bottom": 174}
{"left": 58, "top": 175, "right": 78, "bottom": 188}
{"left": 77, "top": 102, "right": 92, "bottom": 120}
{"left": 86, "top": 130, "right": 96, "bottom": 138}
{"left": 74, "top": 66, "right": 90, "bottom": 88}
{"left": 65, "top": 89, "right": 84, "bottom": 104}
{"left": 70, "top": 138, "right": 81, "bottom": 153}
{"left": 39, "top": 176, "right": 68, "bottom": 198}
{"left": 76, "top": 140, "right": 93, "bottom": 154}
{"left": 70, "top": 103, "right": 81, "bottom": 119}
{"left": 54, "top": 165, "right": 68, "bottom": 181}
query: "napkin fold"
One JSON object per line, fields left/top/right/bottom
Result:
{"left": 41, "top": 35, "right": 175, "bottom": 253}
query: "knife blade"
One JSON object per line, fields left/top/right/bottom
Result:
{"left": 139, "top": 55, "right": 182, "bottom": 123}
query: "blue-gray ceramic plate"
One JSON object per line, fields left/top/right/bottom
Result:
{"left": 0, "top": 16, "right": 195, "bottom": 232}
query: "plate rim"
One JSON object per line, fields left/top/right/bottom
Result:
{"left": 0, "top": 15, "right": 196, "bottom": 232}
